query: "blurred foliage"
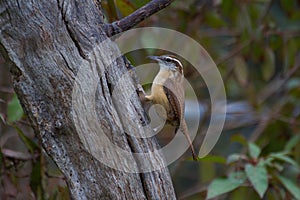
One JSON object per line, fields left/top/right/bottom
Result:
{"left": 1, "top": 0, "right": 300, "bottom": 199}
{"left": 207, "top": 139, "right": 300, "bottom": 199}
{"left": 0, "top": 91, "right": 69, "bottom": 199}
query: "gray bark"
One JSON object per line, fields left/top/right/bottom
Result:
{"left": 0, "top": 0, "right": 176, "bottom": 199}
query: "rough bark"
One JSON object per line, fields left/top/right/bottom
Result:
{"left": 0, "top": 0, "right": 176, "bottom": 199}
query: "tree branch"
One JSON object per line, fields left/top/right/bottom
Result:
{"left": 104, "top": 0, "right": 175, "bottom": 37}
{"left": 0, "top": 0, "right": 176, "bottom": 198}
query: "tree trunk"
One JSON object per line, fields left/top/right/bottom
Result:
{"left": 0, "top": 0, "right": 176, "bottom": 199}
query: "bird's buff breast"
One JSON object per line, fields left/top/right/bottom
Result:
{"left": 151, "top": 83, "right": 170, "bottom": 112}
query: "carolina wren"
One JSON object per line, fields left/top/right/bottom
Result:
{"left": 145, "top": 55, "right": 197, "bottom": 161}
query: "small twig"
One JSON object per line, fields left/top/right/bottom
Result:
{"left": 256, "top": 0, "right": 274, "bottom": 26}
{"left": 264, "top": 30, "right": 300, "bottom": 37}
{"left": 258, "top": 53, "right": 300, "bottom": 104}
{"left": 17, "top": 119, "right": 33, "bottom": 127}
{"left": 246, "top": 54, "right": 300, "bottom": 144}
{"left": 0, "top": 86, "right": 14, "bottom": 93}
{"left": 216, "top": 0, "right": 274, "bottom": 66}
{"left": 1, "top": 148, "right": 39, "bottom": 161}
{"left": 274, "top": 115, "right": 300, "bottom": 126}
{"left": 103, "top": 0, "right": 175, "bottom": 37}
{"left": 199, "top": 29, "right": 241, "bottom": 38}
{"left": 178, "top": 183, "right": 207, "bottom": 200}
{"left": 216, "top": 39, "right": 252, "bottom": 65}
{"left": 248, "top": 115, "right": 270, "bottom": 144}
{"left": 45, "top": 171, "right": 65, "bottom": 179}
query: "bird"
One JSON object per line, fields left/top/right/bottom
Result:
{"left": 144, "top": 55, "right": 198, "bottom": 161}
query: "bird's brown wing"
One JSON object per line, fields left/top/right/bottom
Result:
{"left": 163, "top": 77, "right": 197, "bottom": 160}
{"left": 162, "top": 77, "right": 185, "bottom": 126}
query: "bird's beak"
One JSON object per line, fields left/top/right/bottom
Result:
{"left": 147, "top": 55, "right": 160, "bottom": 62}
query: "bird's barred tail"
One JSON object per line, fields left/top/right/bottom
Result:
{"left": 181, "top": 120, "right": 198, "bottom": 161}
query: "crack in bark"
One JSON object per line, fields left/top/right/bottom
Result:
{"left": 58, "top": 50, "right": 73, "bottom": 72}
{"left": 124, "top": 133, "right": 149, "bottom": 199}
{"left": 139, "top": 172, "right": 150, "bottom": 200}
{"left": 104, "top": 71, "right": 113, "bottom": 96}
{"left": 57, "top": 0, "right": 86, "bottom": 59}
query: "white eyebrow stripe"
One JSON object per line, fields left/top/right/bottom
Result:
{"left": 164, "top": 56, "right": 183, "bottom": 74}
{"left": 164, "top": 56, "right": 183, "bottom": 68}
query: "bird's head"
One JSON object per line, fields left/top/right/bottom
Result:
{"left": 147, "top": 55, "right": 183, "bottom": 75}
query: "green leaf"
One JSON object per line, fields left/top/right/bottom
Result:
{"left": 285, "top": 134, "right": 300, "bottom": 151}
{"left": 30, "top": 158, "right": 44, "bottom": 200}
{"left": 221, "top": 0, "right": 238, "bottom": 19}
{"left": 280, "top": 0, "right": 296, "bottom": 12}
{"left": 278, "top": 175, "right": 300, "bottom": 200}
{"left": 285, "top": 38, "right": 298, "bottom": 70}
{"left": 115, "top": 0, "right": 136, "bottom": 17}
{"left": 207, "top": 172, "right": 246, "bottom": 199}
{"left": 248, "top": 142, "right": 261, "bottom": 159}
{"left": 261, "top": 157, "right": 275, "bottom": 166}
{"left": 57, "top": 186, "right": 70, "bottom": 200}
{"left": 13, "top": 125, "right": 39, "bottom": 154}
{"left": 7, "top": 93, "right": 24, "bottom": 123}
{"left": 226, "top": 154, "right": 247, "bottom": 165}
{"left": 205, "top": 11, "right": 226, "bottom": 28}
{"left": 230, "top": 134, "right": 247, "bottom": 146}
{"left": 104, "top": 0, "right": 118, "bottom": 21}
{"left": 245, "top": 163, "right": 268, "bottom": 198}
{"left": 131, "top": 0, "right": 149, "bottom": 7}
{"left": 270, "top": 152, "right": 298, "bottom": 167}
{"left": 234, "top": 56, "right": 248, "bottom": 86}
{"left": 270, "top": 35, "right": 283, "bottom": 50}
{"left": 199, "top": 155, "right": 226, "bottom": 164}
{"left": 286, "top": 78, "right": 300, "bottom": 90}
{"left": 262, "top": 47, "right": 275, "bottom": 81}
{"left": 272, "top": 162, "right": 284, "bottom": 171}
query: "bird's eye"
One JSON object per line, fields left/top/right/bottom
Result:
{"left": 165, "top": 58, "right": 171, "bottom": 62}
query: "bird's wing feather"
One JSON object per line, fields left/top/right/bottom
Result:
{"left": 163, "top": 77, "right": 184, "bottom": 126}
